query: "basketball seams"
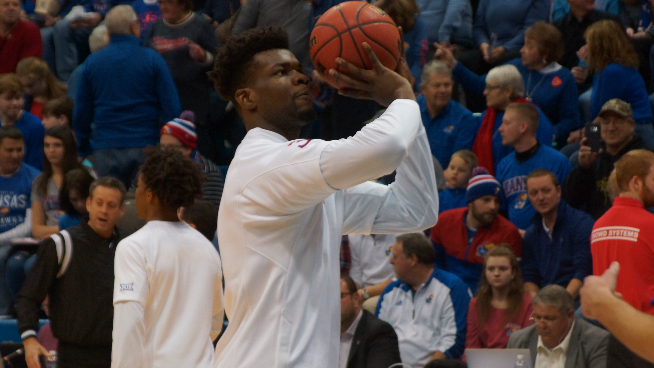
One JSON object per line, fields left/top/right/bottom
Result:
{"left": 311, "top": 20, "right": 396, "bottom": 56}
{"left": 337, "top": 3, "right": 367, "bottom": 68}
{"left": 357, "top": 24, "right": 399, "bottom": 67}
{"left": 355, "top": 3, "right": 398, "bottom": 68}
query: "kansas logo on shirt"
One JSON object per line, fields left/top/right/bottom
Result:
{"left": 476, "top": 242, "right": 495, "bottom": 258}
{"left": 514, "top": 192, "right": 528, "bottom": 210}
{"left": 120, "top": 283, "right": 134, "bottom": 292}
{"left": 0, "top": 207, "right": 9, "bottom": 217}
{"left": 385, "top": 246, "right": 392, "bottom": 257}
{"left": 443, "top": 125, "right": 454, "bottom": 134}
{"left": 425, "top": 295, "right": 433, "bottom": 304}
{"left": 551, "top": 76, "right": 562, "bottom": 87}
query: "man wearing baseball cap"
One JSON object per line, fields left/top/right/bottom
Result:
{"left": 159, "top": 111, "right": 224, "bottom": 210}
{"left": 563, "top": 98, "right": 652, "bottom": 219}
{"left": 431, "top": 167, "right": 523, "bottom": 293}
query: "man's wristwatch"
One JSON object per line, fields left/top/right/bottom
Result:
{"left": 361, "top": 288, "right": 370, "bottom": 300}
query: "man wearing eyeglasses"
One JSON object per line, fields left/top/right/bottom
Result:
{"left": 508, "top": 285, "right": 608, "bottom": 368}
{"left": 563, "top": 98, "right": 651, "bottom": 220}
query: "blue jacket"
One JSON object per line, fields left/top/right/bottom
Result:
{"left": 73, "top": 34, "right": 181, "bottom": 156}
{"left": 453, "top": 59, "right": 581, "bottom": 144}
{"left": 418, "top": 96, "right": 477, "bottom": 169}
{"left": 522, "top": 200, "right": 594, "bottom": 288}
{"left": 473, "top": 0, "right": 550, "bottom": 50}
{"left": 415, "top": 0, "right": 473, "bottom": 47}
{"left": 438, "top": 187, "right": 467, "bottom": 214}
{"left": 591, "top": 63, "right": 653, "bottom": 125}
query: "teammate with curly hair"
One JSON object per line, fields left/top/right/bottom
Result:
{"left": 110, "top": 148, "right": 224, "bottom": 368}
{"left": 211, "top": 25, "right": 439, "bottom": 368}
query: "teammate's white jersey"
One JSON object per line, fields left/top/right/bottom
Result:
{"left": 348, "top": 233, "right": 396, "bottom": 288}
{"left": 112, "top": 221, "right": 223, "bottom": 368}
{"left": 214, "top": 99, "right": 439, "bottom": 368}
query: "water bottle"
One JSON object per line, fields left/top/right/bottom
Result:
{"left": 45, "top": 351, "right": 57, "bottom": 368}
{"left": 514, "top": 354, "right": 525, "bottom": 368}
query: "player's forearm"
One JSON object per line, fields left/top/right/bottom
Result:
{"left": 111, "top": 301, "right": 145, "bottom": 368}
{"left": 320, "top": 100, "right": 420, "bottom": 190}
{"left": 594, "top": 297, "right": 654, "bottom": 363}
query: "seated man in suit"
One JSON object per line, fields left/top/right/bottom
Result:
{"left": 339, "top": 274, "right": 401, "bottom": 368}
{"left": 508, "top": 284, "right": 609, "bottom": 368}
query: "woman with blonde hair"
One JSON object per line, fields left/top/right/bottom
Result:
{"left": 465, "top": 244, "right": 533, "bottom": 349}
{"left": 585, "top": 19, "right": 654, "bottom": 146}
{"left": 15, "top": 57, "right": 68, "bottom": 119}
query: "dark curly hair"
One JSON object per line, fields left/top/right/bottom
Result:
{"left": 140, "top": 147, "right": 204, "bottom": 210}
{"left": 209, "top": 26, "right": 289, "bottom": 104}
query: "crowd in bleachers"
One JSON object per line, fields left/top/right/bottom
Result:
{"left": 2, "top": 0, "right": 654, "bottom": 366}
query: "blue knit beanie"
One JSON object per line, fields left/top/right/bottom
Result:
{"left": 466, "top": 167, "right": 502, "bottom": 203}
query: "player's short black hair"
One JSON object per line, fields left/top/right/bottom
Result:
{"left": 180, "top": 200, "right": 218, "bottom": 241}
{"left": 140, "top": 147, "right": 204, "bottom": 210}
{"left": 209, "top": 26, "right": 289, "bottom": 104}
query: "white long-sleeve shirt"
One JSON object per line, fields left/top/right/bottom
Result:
{"left": 111, "top": 221, "right": 223, "bottom": 368}
{"left": 214, "top": 99, "right": 439, "bottom": 368}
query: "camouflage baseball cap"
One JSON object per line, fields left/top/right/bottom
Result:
{"left": 598, "top": 99, "right": 633, "bottom": 119}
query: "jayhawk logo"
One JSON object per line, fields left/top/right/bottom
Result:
{"left": 514, "top": 192, "right": 528, "bottom": 210}
{"left": 476, "top": 242, "right": 495, "bottom": 258}
{"left": 426, "top": 295, "right": 433, "bottom": 304}
{"left": 443, "top": 125, "right": 454, "bottom": 134}
{"left": 0, "top": 208, "right": 9, "bottom": 217}
{"left": 551, "top": 76, "right": 562, "bottom": 87}
{"left": 385, "top": 246, "right": 392, "bottom": 257}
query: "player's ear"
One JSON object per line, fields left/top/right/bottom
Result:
{"left": 235, "top": 88, "right": 256, "bottom": 112}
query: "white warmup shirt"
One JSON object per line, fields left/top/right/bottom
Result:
{"left": 348, "top": 234, "right": 396, "bottom": 288}
{"left": 214, "top": 99, "right": 439, "bottom": 368}
{"left": 111, "top": 221, "right": 224, "bottom": 368}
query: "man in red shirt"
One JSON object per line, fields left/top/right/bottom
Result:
{"left": 0, "top": 0, "right": 42, "bottom": 74}
{"left": 591, "top": 149, "right": 654, "bottom": 314}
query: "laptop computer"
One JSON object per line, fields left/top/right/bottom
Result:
{"left": 466, "top": 348, "right": 533, "bottom": 368}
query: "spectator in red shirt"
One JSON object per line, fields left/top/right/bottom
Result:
{"left": 591, "top": 149, "right": 654, "bottom": 315}
{"left": 465, "top": 244, "right": 532, "bottom": 350}
{"left": 0, "top": 0, "right": 42, "bottom": 74}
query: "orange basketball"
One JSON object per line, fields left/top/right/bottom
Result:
{"left": 309, "top": 1, "right": 401, "bottom": 89}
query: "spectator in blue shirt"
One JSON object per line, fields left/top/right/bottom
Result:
{"left": 73, "top": 5, "right": 181, "bottom": 187}
{"left": 523, "top": 169, "right": 593, "bottom": 300}
{"left": 418, "top": 60, "right": 478, "bottom": 169}
{"left": 0, "top": 126, "right": 40, "bottom": 317}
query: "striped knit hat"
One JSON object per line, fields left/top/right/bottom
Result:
{"left": 466, "top": 167, "right": 502, "bottom": 203}
{"left": 160, "top": 111, "right": 197, "bottom": 149}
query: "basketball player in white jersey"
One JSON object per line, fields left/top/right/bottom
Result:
{"left": 210, "top": 26, "right": 438, "bottom": 368}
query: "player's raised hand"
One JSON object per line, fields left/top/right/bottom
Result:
{"left": 330, "top": 42, "right": 414, "bottom": 107}
{"left": 433, "top": 42, "right": 457, "bottom": 69}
